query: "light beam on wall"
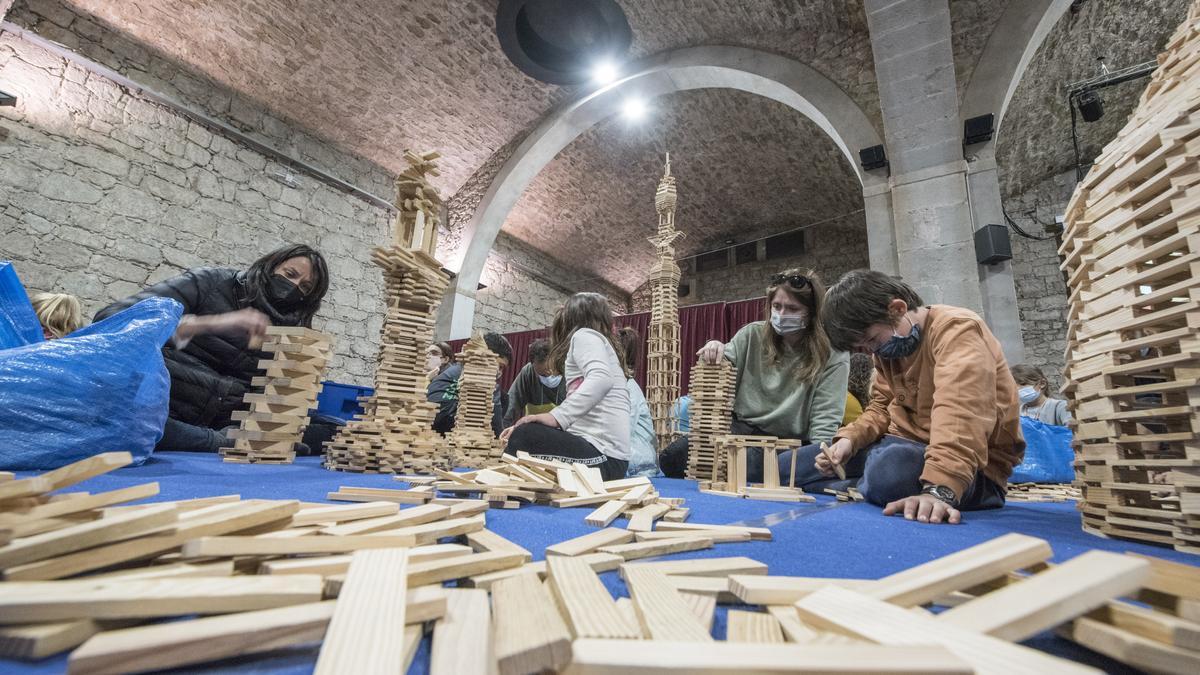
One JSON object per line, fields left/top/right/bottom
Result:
{"left": 621, "top": 98, "right": 646, "bottom": 120}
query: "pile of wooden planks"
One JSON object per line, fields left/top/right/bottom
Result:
{"left": 701, "top": 435, "right": 816, "bottom": 503}
{"left": 447, "top": 334, "right": 505, "bottom": 469}
{"left": 223, "top": 326, "right": 333, "bottom": 464}
{"left": 1006, "top": 483, "right": 1082, "bottom": 503}
{"left": 1059, "top": 3, "right": 1200, "bottom": 554}
{"left": 687, "top": 359, "right": 736, "bottom": 481}
{"left": 646, "top": 154, "right": 686, "bottom": 453}
{"left": 323, "top": 151, "right": 454, "bottom": 476}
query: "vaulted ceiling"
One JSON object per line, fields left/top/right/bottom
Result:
{"left": 6, "top": 0, "right": 1186, "bottom": 292}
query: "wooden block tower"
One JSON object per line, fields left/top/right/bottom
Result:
{"left": 646, "top": 154, "right": 686, "bottom": 451}
{"left": 449, "top": 333, "right": 505, "bottom": 468}
{"left": 1060, "top": 4, "right": 1200, "bottom": 554}
{"left": 324, "top": 150, "right": 453, "bottom": 474}
{"left": 686, "top": 359, "right": 736, "bottom": 481}
{"left": 224, "top": 326, "right": 333, "bottom": 464}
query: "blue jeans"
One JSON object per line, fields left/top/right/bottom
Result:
{"left": 777, "top": 435, "right": 1006, "bottom": 510}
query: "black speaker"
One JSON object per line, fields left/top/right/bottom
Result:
{"left": 963, "top": 113, "right": 994, "bottom": 145}
{"left": 1077, "top": 90, "right": 1104, "bottom": 122}
{"left": 495, "top": 0, "right": 632, "bottom": 85}
{"left": 859, "top": 145, "right": 888, "bottom": 171}
{"left": 974, "top": 224, "right": 1012, "bottom": 265}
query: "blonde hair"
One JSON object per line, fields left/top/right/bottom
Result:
{"left": 31, "top": 292, "right": 83, "bottom": 339}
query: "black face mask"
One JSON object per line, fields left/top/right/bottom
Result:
{"left": 268, "top": 274, "right": 305, "bottom": 311}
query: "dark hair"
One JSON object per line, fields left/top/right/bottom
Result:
{"left": 243, "top": 244, "right": 329, "bottom": 328}
{"left": 1011, "top": 364, "right": 1050, "bottom": 395}
{"left": 761, "top": 267, "right": 832, "bottom": 383}
{"left": 549, "top": 292, "right": 622, "bottom": 375}
{"left": 528, "top": 338, "right": 551, "bottom": 364}
{"left": 847, "top": 353, "right": 875, "bottom": 406}
{"left": 616, "top": 326, "right": 639, "bottom": 377}
{"left": 428, "top": 342, "right": 455, "bottom": 372}
{"left": 483, "top": 332, "right": 513, "bottom": 363}
{"left": 822, "top": 269, "right": 924, "bottom": 352}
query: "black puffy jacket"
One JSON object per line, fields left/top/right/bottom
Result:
{"left": 94, "top": 267, "right": 298, "bottom": 429}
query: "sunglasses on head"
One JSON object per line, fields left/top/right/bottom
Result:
{"left": 771, "top": 273, "right": 810, "bottom": 290}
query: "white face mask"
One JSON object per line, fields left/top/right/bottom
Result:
{"left": 425, "top": 354, "right": 442, "bottom": 372}
{"left": 1018, "top": 386, "right": 1040, "bottom": 404}
{"left": 770, "top": 309, "right": 808, "bottom": 335}
{"left": 539, "top": 374, "right": 563, "bottom": 388}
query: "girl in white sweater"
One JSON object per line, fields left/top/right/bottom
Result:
{"left": 501, "top": 293, "right": 630, "bottom": 479}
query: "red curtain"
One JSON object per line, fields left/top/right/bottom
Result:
{"left": 725, "top": 297, "right": 764, "bottom": 339}
{"left": 612, "top": 311, "right": 650, "bottom": 390}
{"left": 678, "top": 301, "right": 728, "bottom": 394}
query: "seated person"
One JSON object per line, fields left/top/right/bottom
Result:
{"left": 503, "top": 338, "right": 566, "bottom": 428}
{"left": 95, "top": 244, "right": 330, "bottom": 452}
{"left": 617, "top": 327, "right": 658, "bottom": 477}
{"left": 670, "top": 394, "right": 692, "bottom": 435}
{"left": 424, "top": 341, "right": 456, "bottom": 381}
{"left": 785, "top": 269, "right": 1024, "bottom": 525}
{"left": 659, "top": 268, "right": 849, "bottom": 480}
{"left": 843, "top": 353, "right": 875, "bottom": 425}
{"left": 1011, "top": 364, "right": 1071, "bottom": 426}
{"left": 30, "top": 292, "right": 83, "bottom": 339}
{"left": 427, "top": 332, "right": 512, "bottom": 436}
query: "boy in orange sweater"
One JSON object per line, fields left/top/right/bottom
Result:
{"left": 782, "top": 270, "right": 1024, "bottom": 524}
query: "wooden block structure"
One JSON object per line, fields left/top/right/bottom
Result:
{"left": 223, "top": 327, "right": 333, "bottom": 464}
{"left": 707, "top": 435, "right": 814, "bottom": 503}
{"left": 324, "top": 150, "right": 454, "bottom": 475}
{"left": 686, "top": 359, "right": 736, "bottom": 481}
{"left": 447, "top": 333, "right": 504, "bottom": 469}
{"left": 646, "top": 154, "right": 687, "bottom": 452}
{"left": 1058, "top": 4, "right": 1200, "bottom": 554}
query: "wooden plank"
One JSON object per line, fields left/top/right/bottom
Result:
{"left": 1087, "top": 601, "right": 1200, "bottom": 651}
{"left": 0, "top": 504, "right": 178, "bottom": 569}
{"left": 290, "top": 501, "right": 399, "bottom": 526}
{"left": 622, "top": 556, "right": 766, "bottom": 579}
{"left": 101, "top": 494, "right": 240, "bottom": 516}
{"left": 326, "top": 489, "right": 429, "bottom": 505}
{"left": 936, "top": 550, "right": 1150, "bottom": 641}
{"left": 314, "top": 548, "right": 408, "bottom": 674}
{"left": 1128, "top": 552, "right": 1200, "bottom": 600}
{"left": 546, "top": 527, "right": 634, "bottom": 557}
{"left": 0, "top": 575, "right": 323, "bottom": 623}
{"left": 682, "top": 591, "right": 716, "bottom": 631}
{"left": 319, "top": 503, "right": 451, "bottom": 536}
{"left": 375, "top": 514, "right": 485, "bottom": 545}
{"left": 466, "top": 552, "right": 624, "bottom": 590}
{"left": 260, "top": 544, "right": 471, "bottom": 576}
{"left": 620, "top": 484, "right": 653, "bottom": 503}
{"left": 728, "top": 575, "right": 876, "bottom": 605}
{"left": 655, "top": 521, "right": 773, "bottom": 541}
{"left": 0, "top": 620, "right": 119, "bottom": 661}
{"left": 664, "top": 576, "right": 738, "bottom": 603}
{"left": 466, "top": 528, "right": 532, "bottom": 562}
{"left": 867, "top": 533, "right": 1053, "bottom": 607}
{"left": 584, "top": 500, "right": 629, "bottom": 527}
{"left": 634, "top": 529, "right": 749, "bottom": 543}
{"left": 767, "top": 605, "right": 821, "bottom": 643}
{"left": 1058, "top": 613, "right": 1200, "bottom": 674}
{"left": 492, "top": 568, "right": 572, "bottom": 675}
{"left": 627, "top": 503, "right": 671, "bottom": 532}
{"left": 597, "top": 536, "right": 713, "bottom": 561}
{"left": 38, "top": 452, "right": 132, "bottom": 491}
{"left": 563, "top": 639, "right": 973, "bottom": 674}
{"left": 431, "top": 589, "right": 495, "bottom": 675}
{"left": 546, "top": 554, "right": 639, "bottom": 639}
{"left": 180, "top": 533, "right": 417, "bottom": 557}
{"left": 726, "top": 609, "right": 785, "bottom": 643}
{"left": 0, "top": 483, "right": 158, "bottom": 527}
{"left": 613, "top": 598, "right": 646, "bottom": 638}
{"left": 624, "top": 565, "right": 713, "bottom": 641}
{"left": 795, "top": 586, "right": 1098, "bottom": 674}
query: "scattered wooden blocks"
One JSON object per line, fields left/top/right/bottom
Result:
{"left": 492, "top": 569, "right": 572, "bottom": 675}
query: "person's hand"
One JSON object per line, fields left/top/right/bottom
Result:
{"left": 507, "top": 413, "right": 561, "bottom": 433}
{"left": 696, "top": 340, "right": 725, "bottom": 364}
{"left": 815, "top": 438, "right": 853, "bottom": 477}
{"left": 181, "top": 308, "right": 269, "bottom": 345}
{"left": 883, "top": 494, "right": 962, "bottom": 524}
{"left": 499, "top": 425, "right": 515, "bottom": 443}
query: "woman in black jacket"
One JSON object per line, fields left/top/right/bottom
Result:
{"left": 95, "top": 244, "right": 329, "bottom": 452}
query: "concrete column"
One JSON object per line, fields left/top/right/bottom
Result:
{"left": 863, "top": 181, "right": 898, "bottom": 275}
{"left": 967, "top": 154, "right": 1025, "bottom": 363}
{"left": 434, "top": 285, "right": 477, "bottom": 341}
{"left": 0, "top": 1, "right": 14, "bottom": 23}
{"left": 865, "top": 0, "right": 982, "bottom": 312}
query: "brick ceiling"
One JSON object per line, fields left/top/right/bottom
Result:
{"left": 8, "top": 0, "right": 1181, "bottom": 290}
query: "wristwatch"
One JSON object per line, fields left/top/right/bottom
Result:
{"left": 921, "top": 482, "right": 959, "bottom": 507}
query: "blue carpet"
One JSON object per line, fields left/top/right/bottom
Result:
{"left": 4, "top": 451, "right": 1194, "bottom": 673}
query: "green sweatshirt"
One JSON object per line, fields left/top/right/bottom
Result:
{"left": 723, "top": 321, "right": 849, "bottom": 443}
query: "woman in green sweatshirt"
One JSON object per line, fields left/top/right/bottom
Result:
{"left": 659, "top": 267, "right": 849, "bottom": 480}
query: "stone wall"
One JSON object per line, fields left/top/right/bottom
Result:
{"left": 1004, "top": 170, "right": 1074, "bottom": 391}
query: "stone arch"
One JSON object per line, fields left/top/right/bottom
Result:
{"left": 439, "top": 46, "right": 885, "bottom": 337}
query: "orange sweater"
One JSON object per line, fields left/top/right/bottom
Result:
{"left": 834, "top": 305, "right": 1025, "bottom": 497}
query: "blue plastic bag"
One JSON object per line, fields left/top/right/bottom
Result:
{"left": 0, "top": 262, "right": 43, "bottom": 349}
{"left": 0, "top": 266, "right": 181, "bottom": 470}
{"left": 1010, "top": 416, "right": 1075, "bottom": 484}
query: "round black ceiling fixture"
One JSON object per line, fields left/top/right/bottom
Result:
{"left": 496, "top": 0, "right": 632, "bottom": 86}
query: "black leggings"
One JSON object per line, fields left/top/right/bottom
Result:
{"left": 504, "top": 423, "right": 629, "bottom": 481}
{"left": 659, "top": 417, "right": 782, "bottom": 481}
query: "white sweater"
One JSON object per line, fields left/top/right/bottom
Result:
{"left": 549, "top": 328, "right": 630, "bottom": 461}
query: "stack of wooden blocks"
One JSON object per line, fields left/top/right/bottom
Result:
{"left": 703, "top": 435, "right": 815, "bottom": 503}
{"left": 686, "top": 359, "right": 736, "bottom": 481}
{"left": 324, "top": 151, "right": 453, "bottom": 475}
{"left": 448, "top": 334, "right": 504, "bottom": 469}
{"left": 1059, "top": 3, "right": 1200, "bottom": 554}
{"left": 2, "top": 454, "right": 1198, "bottom": 674}
{"left": 223, "top": 326, "right": 333, "bottom": 464}
{"left": 645, "top": 154, "right": 686, "bottom": 452}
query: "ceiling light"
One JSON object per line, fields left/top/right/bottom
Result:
{"left": 592, "top": 61, "right": 618, "bottom": 84}
{"left": 622, "top": 98, "right": 646, "bottom": 120}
